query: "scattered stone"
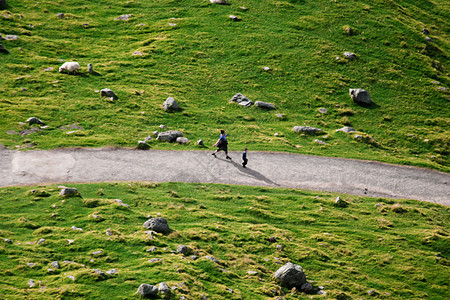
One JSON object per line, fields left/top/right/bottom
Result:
{"left": 4, "top": 35, "right": 19, "bottom": 40}
{"left": 226, "top": 288, "right": 234, "bottom": 293}
{"left": 438, "top": 87, "right": 447, "bottom": 92}
{"left": 67, "top": 275, "right": 75, "bottom": 281}
{"left": 157, "top": 130, "right": 183, "bottom": 143}
{"left": 27, "top": 263, "right": 36, "bottom": 267}
{"left": 314, "top": 139, "right": 326, "bottom": 145}
{"left": 67, "top": 239, "right": 74, "bottom": 244}
{"left": 335, "top": 56, "right": 341, "bottom": 61}
{"left": 204, "top": 255, "right": 219, "bottom": 264}
{"left": 147, "top": 246, "right": 156, "bottom": 252}
{"left": 229, "top": 15, "right": 240, "bottom": 21}
{"left": 168, "top": 23, "right": 176, "bottom": 26}
{"left": 37, "top": 238, "right": 45, "bottom": 245}
{"left": 163, "top": 97, "right": 181, "bottom": 112}
{"left": 230, "top": 93, "right": 253, "bottom": 107}
{"left": 143, "top": 217, "right": 171, "bottom": 234}
{"left": 210, "top": 0, "right": 230, "bottom": 4}
{"left": 266, "top": 236, "right": 277, "bottom": 243}
{"left": 27, "top": 117, "right": 44, "bottom": 125}
{"left": 132, "top": 51, "right": 143, "bottom": 56}
{"left": 354, "top": 134, "right": 363, "bottom": 140}
{"left": 336, "top": 126, "right": 356, "bottom": 133}
{"left": 425, "top": 36, "right": 433, "bottom": 42}
{"left": 301, "top": 282, "right": 313, "bottom": 293}
{"left": 60, "top": 187, "right": 79, "bottom": 197}
{"left": 152, "top": 131, "right": 159, "bottom": 136}
{"left": 88, "top": 63, "right": 93, "bottom": 73}
{"left": 422, "top": 28, "right": 429, "bottom": 35}
{"left": 71, "top": 226, "right": 83, "bottom": 232}
{"left": 318, "top": 108, "right": 327, "bottom": 113}
{"left": 349, "top": 89, "right": 372, "bottom": 105}
{"left": 293, "top": 126, "right": 322, "bottom": 134}
{"left": 28, "top": 279, "right": 35, "bottom": 288}
{"left": 197, "top": 139, "right": 204, "bottom": 146}
{"left": 159, "top": 125, "right": 166, "bottom": 129}
{"left": 334, "top": 196, "right": 349, "bottom": 207}
{"left": 4, "top": 238, "right": 12, "bottom": 243}
{"left": 344, "top": 52, "right": 357, "bottom": 60}
{"left": 273, "top": 262, "right": 308, "bottom": 290}
{"left": 177, "top": 245, "right": 188, "bottom": 254}
{"left": 106, "top": 269, "right": 117, "bottom": 275}
{"left": 190, "top": 255, "right": 199, "bottom": 260}
{"left": 57, "top": 13, "right": 64, "bottom": 19}
{"left": 42, "top": 67, "right": 53, "bottom": 72}
{"left": 137, "top": 140, "right": 150, "bottom": 150}
{"left": 176, "top": 137, "right": 190, "bottom": 144}
{"left": 92, "top": 250, "right": 103, "bottom": 256}
{"left": 106, "top": 229, "right": 113, "bottom": 236}
{"left": 0, "top": 44, "right": 8, "bottom": 54}
{"left": 159, "top": 282, "right": 170, "bottom": 294}
{"left": 148, "top": 258, "right": 162, "bottom": 263}
{"left": 255, "top": 101, "right": 275, "bottom": 109}
{"left": 51, "top": 261, "right": 60, "bottom": 269}
{"left": 144, "top": 136, "right": 153, "bottom": 142}
{"left": 100, "top": 88, "right": 118, "bottom": 100}
{"left": 115, "top": 14, "right": 131, "bottom": 21}
{"left": 276, "top": 114, "right": 285, "bottom": 119}
{"left": 247, "top": 270, "right": 258, "bottom": 275}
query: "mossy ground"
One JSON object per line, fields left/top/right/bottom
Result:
{"left": 0, "top": 182, "right": 449, "bottom": 299}
{"left": 0, "top": 0, "right": 449, "bottom": 171}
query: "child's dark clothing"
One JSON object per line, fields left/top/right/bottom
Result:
{"left": 242, "top": 151, "right": 248, "bottom": 168}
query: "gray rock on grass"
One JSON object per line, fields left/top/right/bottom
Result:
{"left": 137, "top": 141, "right": 150, "bottom": 150}
{"left": 27, "top": 117, "right": 44, "bottom": 125}
{"left": 51, "top": 261, "right": 60, "bottom": 269}
{"left": 176, "top": 137, "right": 190, "bottom": 144}
{"left": 273, "top": 262, "right": 308, "bottom": 290}
{"left": 334, "top": 196, "right": 349, "bottom": 207}
{"left": 293, "top": 126, "right": 322, "bottom": 134}
{"left": 177, "top": 245, "right": 188, "bottom": 254}
{"left": 4, "top": 35, "right": 18, "bottom": 40}
{"left": 137, "top": 284, "right": 158, "bottom": 297}
{"left": 210, "top": 0, "right": 230, "bottom": 4}
{"left": 115, "top": 14, "right": 131, "bottom": 21}
{"left": 158, "top": 282, "right": 170, "bottom": 294}
{"left": 87, "top": 63, "right": 93, "bottom": 73}
{"left": 336, "top": 126, "right": 356, "bottom": 133}
{"left": 60, "top": 187, "right": 79, "bottom": 197}
{"left": 28, "top": 279, "right": 35, "bottom": 287}
{"left": 255, "top": 101, "right": 275, "bottom": 109}
{"left": 230, "top": 93, "right": 253, "bottom": 107}
{"left": 100, "top": 88, "right": 117, "bottom": 100}
{"left": 349, "top": 89, "right": 372, "bottom": 105}
{"left": 57, "top": 13, "right": 64, "bottom": 19}
{"left": 163, "top": 97, "right": 181, "bottom": 112}
{"left": 157, "top": 130, "right": 183, "bottom": 143}
{"left": 143, "top": 217, "right": 171, "bottom": 234}
{"left": 344, "top": 52, "right": 357, "bottom": 60}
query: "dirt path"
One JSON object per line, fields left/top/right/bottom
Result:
{"left": 0, "top": 148, "right": 448, "bottom": 205}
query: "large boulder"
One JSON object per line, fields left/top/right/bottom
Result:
{"left": 60, "top": 187, "right": 80, "bottom": 197}
{"left": 162, "top": 97, "right": 181, "bottom": 112}
{"left": 137, "top": 284, "right": 158, "bottom": 298}
{"left": 143, "top": 217, "right": 171, "bottom": 234}
{"left": 293, "top": 126, "right": 322, "bottom": 134}
{"left": 255, "top": 101, "right": 275, "bottom": 110}
{"left": 157, "top": 130, "right": 183, "bottom": 143}
{"left": 273, "top": 262, "right": 307, "bottom": 290}
{"left": 349, "top": 89, "right": 372, "bottom": 105}
{"left": 230, "top": 93, "right": 253, "bottom": 107}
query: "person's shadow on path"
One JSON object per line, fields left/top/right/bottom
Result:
{"left": 216, "top": 158, "right": 279, "bottom": 186}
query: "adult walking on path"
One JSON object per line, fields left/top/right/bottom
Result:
{"left": 212, "top": 129, "right": 231, "bottom": 160}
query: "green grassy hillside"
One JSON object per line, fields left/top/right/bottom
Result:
{"left": 0, "top": 0, "right": 449, "bottom": 170}
{"left": 0, "top": 182, "right": 449, "bottom": 299}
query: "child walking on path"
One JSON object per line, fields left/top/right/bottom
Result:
{"left": 212, "top": 129, "right": 231, "bottom": 160}
{"left": 242, "top": 148, "right": 248, "bottom": 168}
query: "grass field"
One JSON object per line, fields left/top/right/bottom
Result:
{"left": 0, "top": 182, "right": 449, "bottom": 299}
{"left": 0, "top": 0, "right": 449, "bottom": 171}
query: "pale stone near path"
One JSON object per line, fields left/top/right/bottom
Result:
{"left": 157, "top": 130, "right": 183, "bottom": 142}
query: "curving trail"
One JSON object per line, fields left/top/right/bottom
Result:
{"left": 0, "top": 148, "right": 448, "bottom": 205}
